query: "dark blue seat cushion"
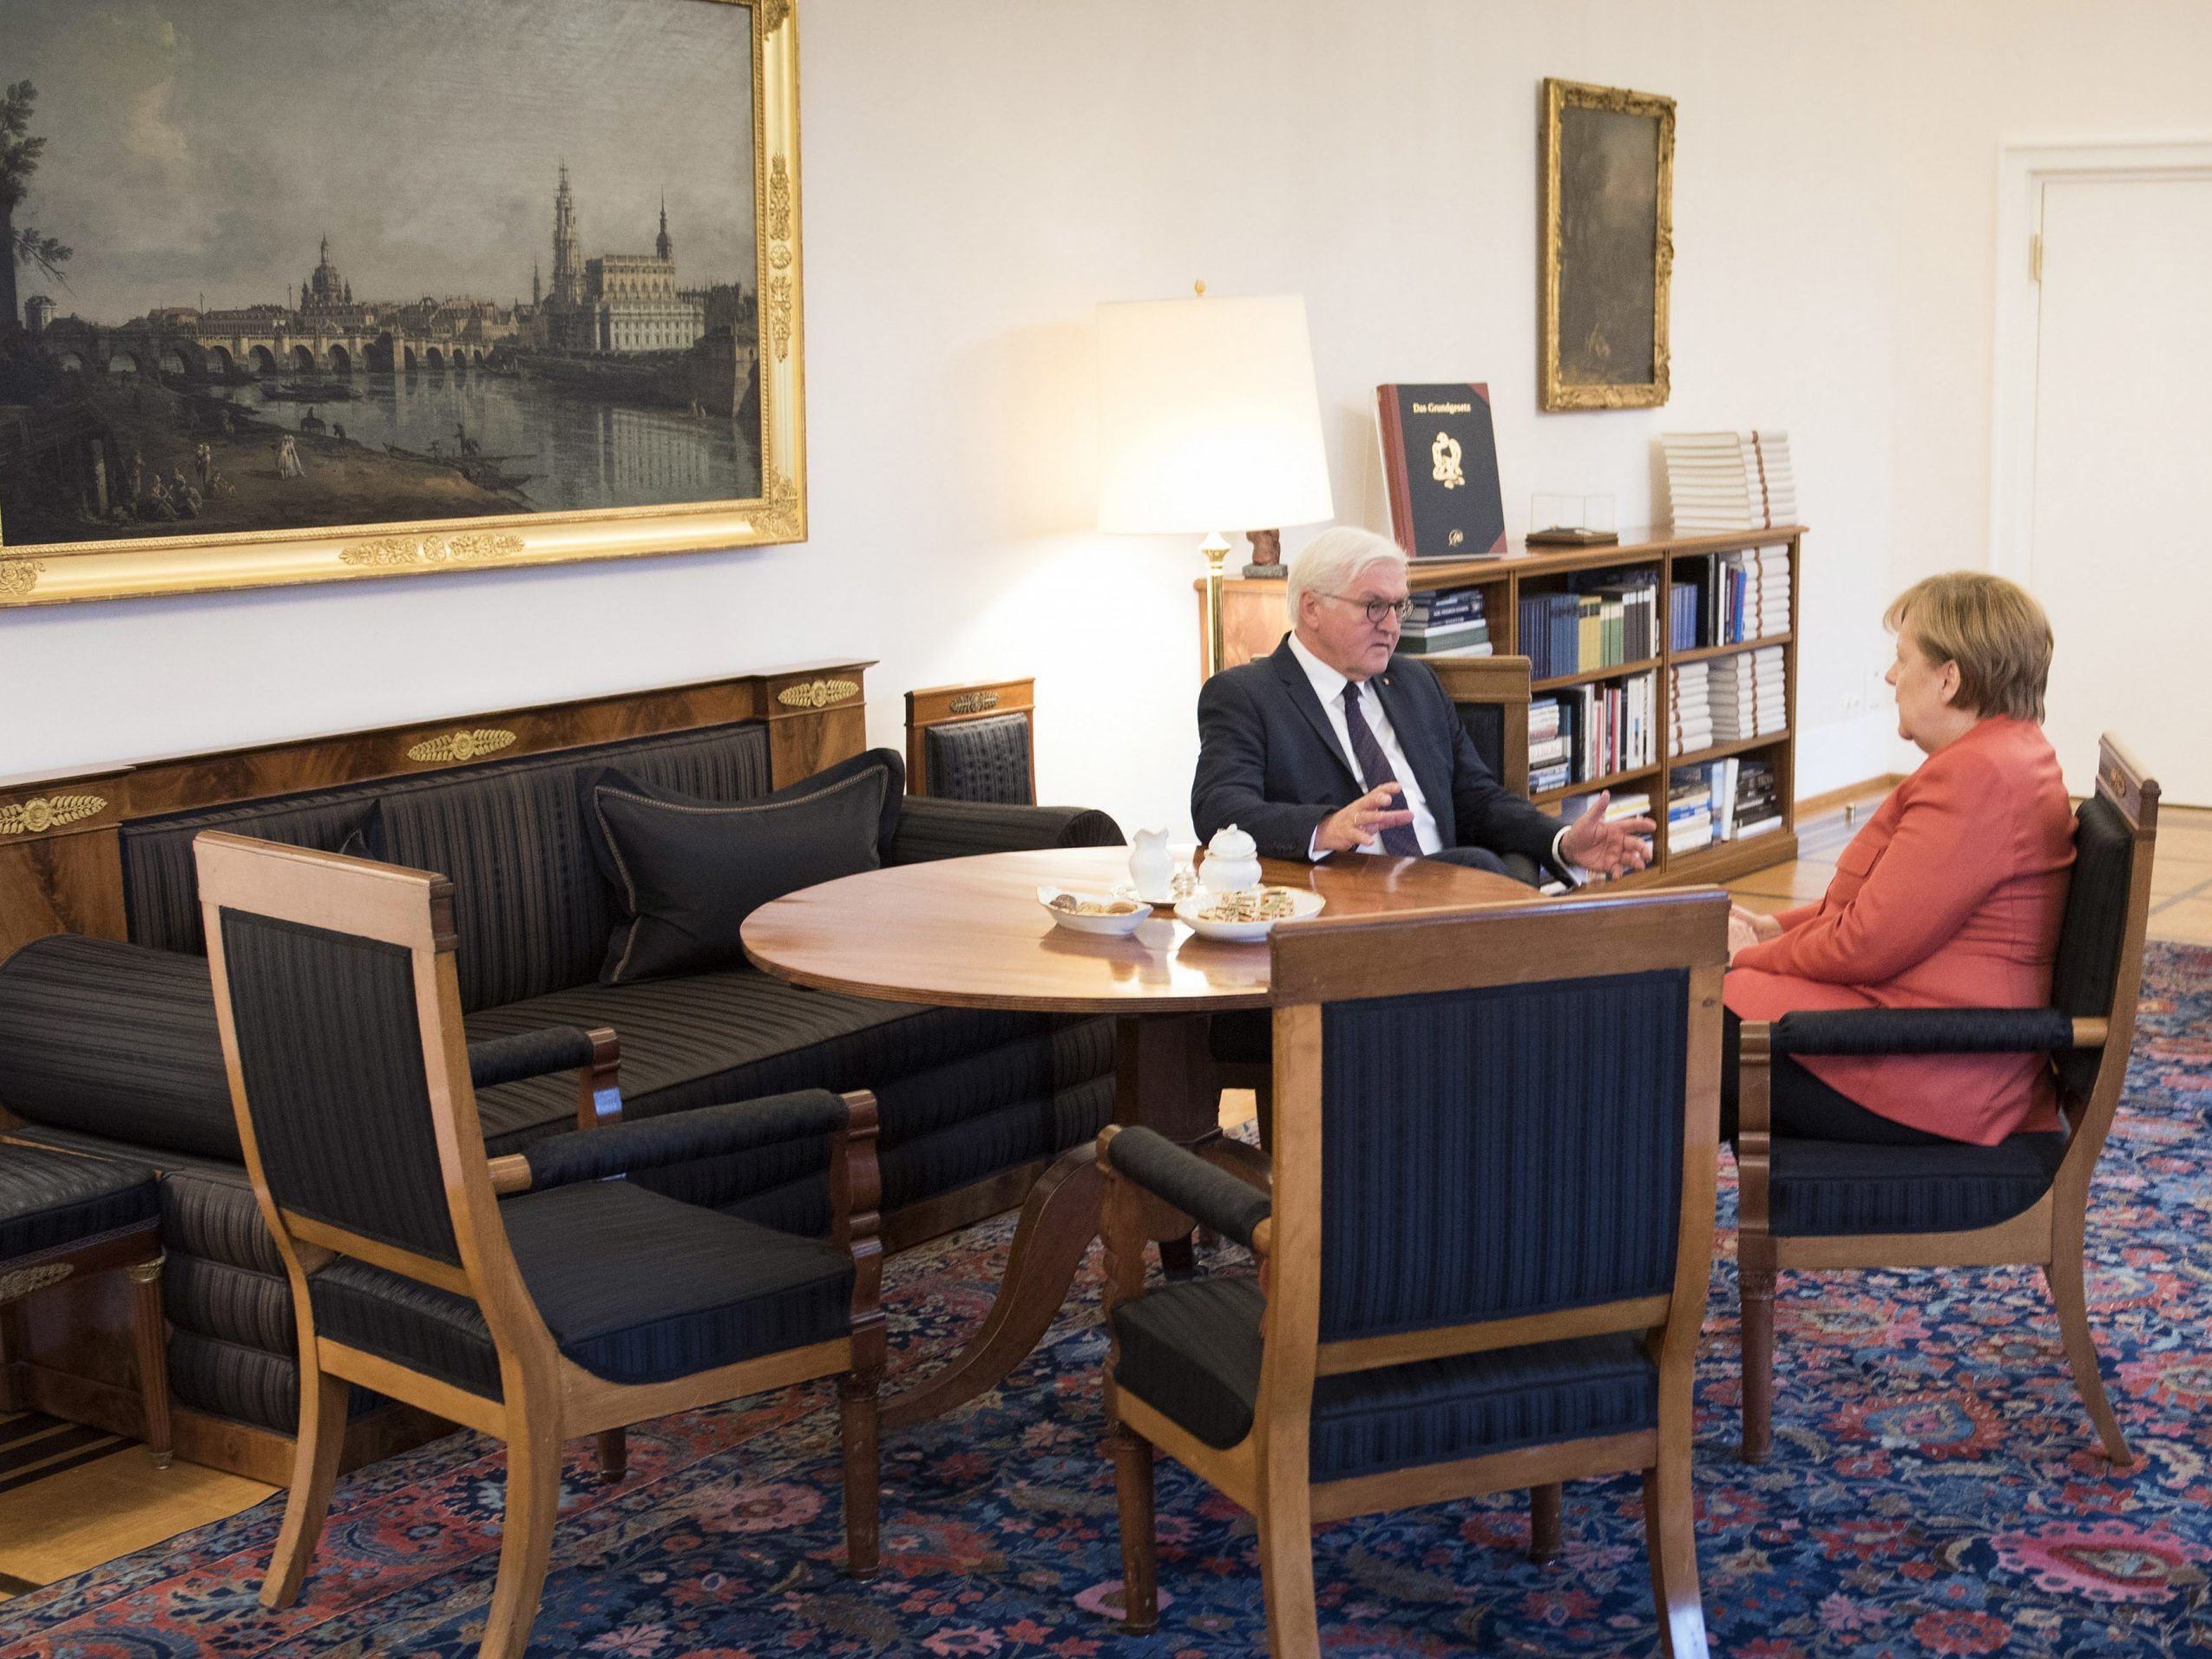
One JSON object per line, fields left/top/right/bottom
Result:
{"left": 1770, "top": 1133, "right": 2068, "bottom": 1236}
{"left": 1112, "top": 1277, "right": 1658, "bottom": 1480}
{"left": 0, "top": 1144, "right": 160, "bottom": 1262}
{"left": 308, "top": 1178, "right": 853, "bottom": 1400}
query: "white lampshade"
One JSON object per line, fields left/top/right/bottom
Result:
{"left": 1095, "top": 293, "right": 1335, "bottom": 535}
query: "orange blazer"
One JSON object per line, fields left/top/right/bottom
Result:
{"left": 1724, "top": 717, "right": 2075, "bottom": 1144}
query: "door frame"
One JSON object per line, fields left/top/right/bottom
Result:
{"left": 1988, "top": 140, "right": 2212, "bottom": 584}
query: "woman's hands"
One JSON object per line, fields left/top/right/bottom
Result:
{"left": 1728, "top": 902, "right": 1783, "bottom": 963}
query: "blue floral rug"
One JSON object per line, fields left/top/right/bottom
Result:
{"left": 5, "top": 942, "right": 2209, "bottom": 1657}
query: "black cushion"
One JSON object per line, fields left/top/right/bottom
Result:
{"left": 0, "top": 1144, "right": 160, "bottom": 1262}
{"left": 309, "top": 1177, "right": 855, "bottom": 1399}
{"left": 1769, "top": 1133, "right": 2069, "bottom": 1236}
{"left": 464, "top": 966, "right": 1042, "bottom": 1150}
{"left": 886, "top": 795, "right": 1125, "bottom": 865}
{"left": 581, "top": 748, "right": 903, "bottom": 984}
{"left": 923, "top": 712, "right": 1034, "bottom": 804}
{"left": 0, "top": 935, "right": 242, "bottom": 1160}
{"left": 2051, "top": 795, "right": 2136, "bottom": 1097}
{"left": 1112, "top": 1277, "right": 1657, "bottom": 1479}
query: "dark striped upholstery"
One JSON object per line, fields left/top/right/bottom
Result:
{"left": 1102, "top": 1127, "right": 1271, "bottom": 1249}
{"left": 1316, "top": 972, "right": 1687, "bottom": 1341}
{"left": 1111, "top": 1278, "right": 1657, "bottom": 1477}
{"left": 309, "top": 1180, "right": 854, "bottom": 1398}
{"left": 121, "top": 720, "right": 772, "bottom": 1010}
{"left": 0, "top": 1145, "right": 159, "bottom": 1263}
{"left": 923, "top": 713, "right": 1034, "bottom": 804}
{"left": 887, "top": 795, "right": 1124, "bottom": 865}
{"left": 2051, "top": 796, "right": 2135, "bottom": 1098}
{"left": 1770, "top": 1134, "right": 2067, "bottom": 1236}
{"left": 217, "top": 910, "right": 461, "bottom": 1265}
{"left": 0, "top": 935, "right": 240, "bottom": 1160}
{"left": 1456, "top": 701, "right": 1506, "bottom": 782}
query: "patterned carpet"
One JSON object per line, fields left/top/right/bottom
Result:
{"left": 3, "top": 942, "right": 2208, "bottom": 1657}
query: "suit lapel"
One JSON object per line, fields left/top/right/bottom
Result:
{"left": 1373, "top": 662, "right": 1454, "bottom": 833}
{"left": 1270, "top": 640, "right": 1362, "bottom": 791}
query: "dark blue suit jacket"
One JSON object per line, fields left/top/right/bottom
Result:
{"left": 1191, "top": 636, "right": 1562, "bottom": 871}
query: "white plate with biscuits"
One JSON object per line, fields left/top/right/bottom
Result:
{"left": 1037, "top": 886, "right": 1153, "bottom": 935}
{"left": 1172, "top": 885, "right": 1325, "bottom": 942}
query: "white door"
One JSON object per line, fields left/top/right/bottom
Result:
{"left": 2026, "top": 174, "right": 2212, "bottom": 803}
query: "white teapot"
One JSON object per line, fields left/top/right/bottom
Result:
{"left": 1200, "top": 824, "right": 1263, "bottom": 895}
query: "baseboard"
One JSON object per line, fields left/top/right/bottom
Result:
{"left": 1795, "top": 773, "right": 1903, "bottom": 818}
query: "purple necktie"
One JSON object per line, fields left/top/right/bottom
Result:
{"left": 1342, "top": 682, "right": 1424, "bottom": 856}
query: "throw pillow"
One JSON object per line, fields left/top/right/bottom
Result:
{"left": 581, "top": 750, "right": 900, "bottom": 983}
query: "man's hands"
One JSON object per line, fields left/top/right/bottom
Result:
{"left": 1316, "top": 783, "right": 1415, "bottom": 854}
{"left": 1558, "top": 790, "right": 1657, "bottom": 877}
{"left": 1728, "top": 901, "right": 1783, "bottom": 962}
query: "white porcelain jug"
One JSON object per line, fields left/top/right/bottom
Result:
{"left": 1201, "top": 824, "right": 1263, "bottom": 894}
{"left": 1127, "top": 827, "right": 1173, "bottom": 899}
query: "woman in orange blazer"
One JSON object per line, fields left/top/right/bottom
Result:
{"left": 1723, "top": 573, "right": 2074, "bottom": 1146}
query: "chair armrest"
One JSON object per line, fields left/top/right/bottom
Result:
{"left": 496, "top": 1088, "right": 849, "bottom": 1194}
{"left": 1773, "top": 1007, "right": 2078, "bottom": 1059}
{"left": 888, "top": 795, "right": 1125, "bottom": 864}
{"left": 1099, "top": 1125, "right": 1270, "bottom": 1249}
{"left": 468, "top": 1026, "right": 605, "bottom": 1090}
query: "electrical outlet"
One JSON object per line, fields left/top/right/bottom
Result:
{"left": 1843, "top": 692, "right": 1863, "bottom": 714}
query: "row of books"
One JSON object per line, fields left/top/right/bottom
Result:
{"left": 1666, "top": 758, "right": 1783, "bottom": 851}
{"left": 1518, "top": 571, "right": 1660, "bottom": 679}
{"left": 1667, "top": 547, "right": 1792, "bottom": 650}
{"left": 1668, "top": 647, "right": 1788, "bottom": 751}
{"left": 1661, "top": 430, "right": 1798, "bottom": 532}
{"left": 1527, "top": 672, "right": 1657, "bottom": 792}
{"left": 1399, "top": 584, "right": 1493, "bottom": 658}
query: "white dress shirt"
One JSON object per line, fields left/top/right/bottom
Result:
{"left": 1287, "top": 632, "right": 1579, "bottom": 874}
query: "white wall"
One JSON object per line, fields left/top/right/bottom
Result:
{"left": 10, "top": 2, "right": 2212, "bottom": 836}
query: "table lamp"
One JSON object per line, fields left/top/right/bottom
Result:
{"left": 1096, "top": 287, "right": 1336, "bottom": 676}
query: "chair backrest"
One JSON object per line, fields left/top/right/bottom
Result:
{"left": 194, "top": 831, "right": 517, "bottom": 1308}
{"left": 1263, "top": 889, "right": 1727, "bottom": 1389}
{"left": 905, "top": 679, "right": 1037, "bottom": 803}
{"left": 1428, "top": 655, "right": 1532, "bottom": 797}
{"left": 2051, "top": 734, "right": 2160, "bottom": 1147}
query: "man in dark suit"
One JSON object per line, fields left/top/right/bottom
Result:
{"left": 1192, "top": 526, "right": 1655, "bottom": 882}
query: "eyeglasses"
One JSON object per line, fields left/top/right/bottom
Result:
{"left": 1320, "top": 593, "right": 1415, "bottom": 625}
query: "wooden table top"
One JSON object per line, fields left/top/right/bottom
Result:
{"left": 740, "top": 845, "right": 1529, "bottom": 1013}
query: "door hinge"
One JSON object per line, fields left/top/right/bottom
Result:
{"left": 2030, "top": 233, "right": 2044, "bottom": 283}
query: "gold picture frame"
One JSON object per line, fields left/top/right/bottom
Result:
{"left": 1539, "top": 77, "right": 1675, "bottom": 411}
{"left": 0, "top": 0, "right": 804, "bottom": 607}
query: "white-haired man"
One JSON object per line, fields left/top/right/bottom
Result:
{"left": 1191, "top": 525, "right": 1655, "bottom": 882}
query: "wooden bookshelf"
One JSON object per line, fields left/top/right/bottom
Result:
{"left": 1210, "top": 524, "right": 1807, "bottom": 886}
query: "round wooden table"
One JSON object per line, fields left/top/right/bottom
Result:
{"left": 741, "top": 843, "right": 1527, "bottom": 1429}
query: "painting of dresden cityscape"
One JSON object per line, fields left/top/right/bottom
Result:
{"left": 0, "top": 0, "right": 761, "bottom": 550}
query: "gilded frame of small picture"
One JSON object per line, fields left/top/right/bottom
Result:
{"left": 1539, "top": 77, "right": 1675, "bottom": 411}
{"left": 0, "top": 0, "right": 804, "bottom": 607}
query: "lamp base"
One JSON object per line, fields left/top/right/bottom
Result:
{"left": 1240, "top": 563, "right": 1288, "bottom": 580}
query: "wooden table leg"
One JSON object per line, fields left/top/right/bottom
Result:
{"left": 879, "top": 1013, "right": 1228, "bottom": 1432}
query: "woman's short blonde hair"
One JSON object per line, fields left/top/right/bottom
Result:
{"left": 1883, "top": 572, "right": 2053, "bottom": 722}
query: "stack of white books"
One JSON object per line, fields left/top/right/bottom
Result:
{"left": 1669, "top": 663, "right": 1713, "bottom": 756}
{"left": 1749, "top": 646, "right": 1788, "bottom": 735}
{"left": 1660, "top": 430, "right": 1797, "bottom": 532}
{"left": 1667, "top": 767, "right": 1715, "bottom": 854}
{"left": 1746, "top": 545, "right": 1792, "bottom": 638}
{"left": 1704, "top": 651, "right": 1787, "bottom": 742}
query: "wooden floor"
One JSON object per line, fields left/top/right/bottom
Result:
{"left": 4, "top": 789, "right": 2207, "bottom": 1602}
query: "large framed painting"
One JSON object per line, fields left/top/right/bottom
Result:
{"left": 1539, "top": 77, "right": 1674, "bottom": 411}
{"left": 0, "top": 0, "right": 803, "bottom": 607}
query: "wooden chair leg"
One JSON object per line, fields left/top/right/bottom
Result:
{"left": 1529, "top": 1481, "right": 1562, "bottom": 1562}
{"left": 478, "top": 1429, "right": 565, "bottom": 1659}
{"left": 260, "top": 1367, "right": 348, "bottom": 1610}
{"left": 1643, "top": 1457, "right": 1710, "bottom": 1659}
{"left": 1111, "top": 1423, "right": 1159, "bottom": 1632}
{"left": 1740, "top": 1266, "right": 1776, "bottom": 1464}
{"left": 1256, "top": 1480, "right": 1319, "bottom": 1659}
{"left": 595, "top": 1428, "right": 627, "bottom": 1484}
{"left": 2045, "top": 1255, "right": 2133, "bottom": 1466}
{"left": 124, "top": 1256, "right": 173, "bottom": 1470}
{"left": 838, "top": 1370, "right": 882, "bottom": 1580}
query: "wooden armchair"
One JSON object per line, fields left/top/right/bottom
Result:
{"left": 1428, "top": 652, "right": 1533, "bottom": 797}
{"left": 1736, "top": 734, "right": 2159, "bottom": 1466}
{"left": 194, "top": 831, "right": 885, "bottom": 1659}
{"left": 1101, "top": 889, "right": 1729, "bottom": 1657}
{"left": 904, "top": 677, "right": 1037, "bottom": 803}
